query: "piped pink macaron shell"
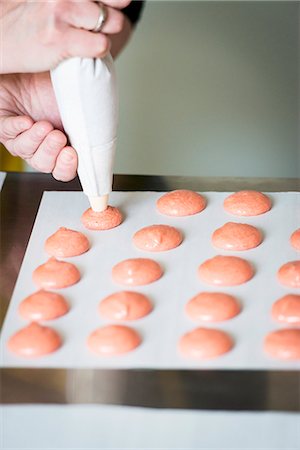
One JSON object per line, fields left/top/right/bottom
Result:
{"left": 212, "top": 222, "right": 262, "bottom": 251}
{"left": 264, "top": 329, "right": 300, "bottom": 360}
{"left": 112, "top": 258, "right": 163, "bottom": 286}
{"left": 185, "top": 292, "right": 240, "bottom": 322}
{"left": 178, "top": 327, "right": 233, "bottom": 360}
{"left": 277, "top": 261, "right": 300, "bottom": 288}
{"left": 7, "top": 322, "right": 62, "bottom": 358}
{"left": 271, "top": 294, "right": 300, "bottom": 325}
{"left": 45, "top": 227, "right": 90, "bottom": 258}
{"left": 290, "top": 229, "right": 300, "bottom": 251}
{"left": 81, "top": 206, "right": 123, "bottom": 230}
{"left": 32, "top": 257, "right": 80, "bottom": 289}
{"left": 156, "top": 190, "right": 206, "bottom": 217}
{"left": 99, "top": 291, "right": 152, "bottom": 321}
{"left": 223, "top": 190, "right": 271, "bottom": 216}
{"left": 133, "top": 224, "right": 183, "bottom": 252}
{"left": 18, "top": 290, "right": 69, "bottom": 321}
{"left": 198, "top": 255, "right": 254, "bottom": 286}
{"left": 87, "top": 325, "right": 141, "bottom": 356}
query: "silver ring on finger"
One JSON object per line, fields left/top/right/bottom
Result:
{"left": 92, "top": 3, "right": 107, "bottom": 32}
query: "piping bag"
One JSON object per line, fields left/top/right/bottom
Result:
{"left": 50, "top": 54, "right": 118, "bottom": 212}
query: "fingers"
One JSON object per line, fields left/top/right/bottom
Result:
{"left": 100, "top": 6, "right": 125, "bottom": 34}
{"left": 6, "top": 121, "right": 53, "bottom": 158}
{"left": 29, "top": 129, "right": 67, "bottom": 173}
{"left": 53, "top": 0, "right": 130, "bottom": 63}
{"left": 64, "top": 28, "right": 110, "bottom": 59}
{"left": 0, "top": 113, "right": 77, "bottom": 181}
{"left": 30, "top": 131, "right": 78, "bottom": 182}
{"left": 52, "top": 146, "right": 78, "bottom": 182}
{"left": 59, "top": 1, "right": 124, "bottom": 35}
{"left": 20, "top": 126, "right": 78, "bottom": 181}
{"left": 0, "top": 115, "right": 33, "bottom": 141}
{"left": 59, "top": 1, "right": 100, "bottom": 30}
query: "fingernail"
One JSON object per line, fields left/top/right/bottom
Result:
{"left": 62, "top": 149, "right": 74, "bottom": 163}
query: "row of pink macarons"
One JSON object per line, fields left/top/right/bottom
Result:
{"left": 46, "top": 220, "right": 298, "bottom": 255}
{"left": 83, "top": 189, "right": 273, "bottom": 226}
{"left": 13, "top": 288, "right": 300, "bottom": 326}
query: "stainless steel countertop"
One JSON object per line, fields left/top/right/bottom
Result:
{"left": 1, "top": 172, "right": 299, "bottom": 410}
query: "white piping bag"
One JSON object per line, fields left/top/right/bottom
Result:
{"left": 50, "top": 54, "right": 118, "bottom": 211}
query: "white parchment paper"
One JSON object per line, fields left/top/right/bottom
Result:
{"left": 1, "top": 191, "right": 299, "bottom": 370}
{"left": 0, "top": 171, "right": 6, "bottom": 191}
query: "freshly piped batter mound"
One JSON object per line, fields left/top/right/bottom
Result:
{"left": 32, "top": 257, "right": 80, "bottom": 289}
{"left": 112, "top": 258, "right": 163, "bottom": 286}
{"left": 277, "top": 261, "right": 300, "bottom": 288}
{"left": 45, "top": 227, "right": 89, "bottom": 257}
{"left": 156, "top": 190, "right": 206, "bottom": 216}
{"left": 264, "top": 329, "right": 300, "bottom": 360}
{"left": 87, "top": 325, "right": 141, "bottom": 356}
{"left": 7, "top": 322, "right": 62, "bottom": 358}
{"left": 212, "top": 222, "right": 262, "bottom": 251}
{"left": 271, "top": 294, "right": 300, "bottom": 325}
{"left": 185, "top": 292, "right": 240, "bottom": 322}
{"left": 223, "top": 190, "right": 271, "bottom": 216}
{"left": 290, "top": 229, "right": 300, "bottom": 251}
{"left": 81, "top": 206, "right": 123, "bottom": 230}
{"left": 133, "top": 224, "right": 183, "bottom": 252}
{"left": 198, "top": 255, "right": 254, "bottom": 286}
{"left": 178, "top": 327, "right": 233, "bottom": 360}
{"left": 18, "top": 290, "right": 69, "bottom": 321}
{"left": 99, "top": 291, "right": 152, "bottom": 321}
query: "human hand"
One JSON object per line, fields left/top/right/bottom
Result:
{"left": 0, "top": 72, "right": 78, "bottom": 181}
{"left": 1, "top": 0, "right": 131, "bottom": 74}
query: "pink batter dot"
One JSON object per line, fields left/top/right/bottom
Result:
{"left": 45, "top": 227, "right": 90, "bottom": 258}
{"left": 87, "top": 325, "right": 141, "bottom": 356}
{"left": 277, "top": 261, "right": 300, "bottom": 288}
{"left": 212, "top": 222, "right": 262, "bottom": 251}
{"left": 156, "top": 190, "right": 206, "bottom": 217}
{"left": 178, "top": 327, "right": 233, "bottom": 360}
{"left": 133, "top": 224, "right": 183, "bottom": 252}
{"left": 81, "top": 206, "right": 123, "bottom": 230}
{"left": 290, "top": 229, "right": 300, "bottom": 251}
{"left": 271, "top": 294, "right": 300, "bottom": 325}
{"left": 7, "top": 322, "right": 62, "bottom": 358}
{"left": 112, "top": 258, "right": 163, "bottom": 286}
{"left": 223, "top": 190, "right": 271, "bottom": 216}
{"left": 198, "top": 255, "right": 254, "bottom": 286}
{"left": 99, "top": 291, "right": 152, "bottom": 321}
{"left": 32, "top": 257, "right": 81, "bottom": 289}
{"left": 264, "top": 329, "right": 300, "bottom": 360}
{"left": 185, "top": 292, "right": 240, "bottom": 322}
{"left": 18, "top": 290, "right": 69, "bottom": 321}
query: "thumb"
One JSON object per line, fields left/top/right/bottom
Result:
{"left": 0, "top": 115, "right": 33, "bottom": 142}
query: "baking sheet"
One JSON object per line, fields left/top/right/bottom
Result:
{"left": 0, "top": 191, "right": 299, "bottom": 370}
